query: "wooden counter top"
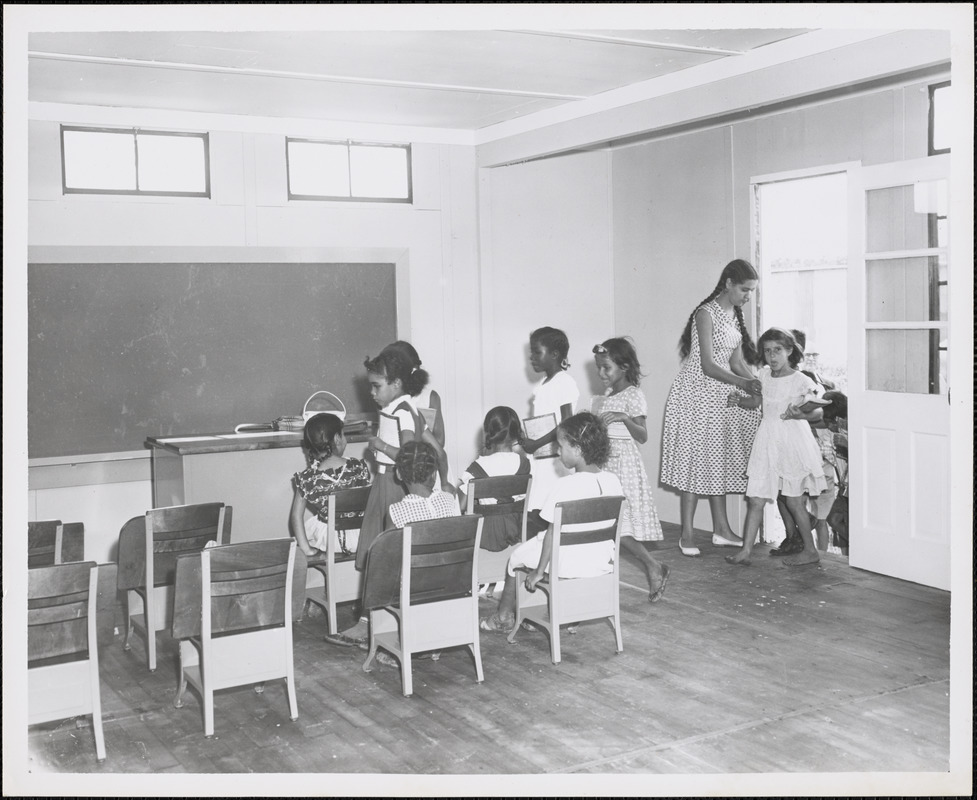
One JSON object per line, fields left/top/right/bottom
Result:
{"left": 147, "top": 419, "right": 375, "bottom": 455}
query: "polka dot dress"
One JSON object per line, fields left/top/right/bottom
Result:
{"left": 660, "top": 300, "right": 760, "bottom": 495}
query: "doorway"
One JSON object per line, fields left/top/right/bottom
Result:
{"left": 751, "top": 167, "right": 852, "bottom": 551}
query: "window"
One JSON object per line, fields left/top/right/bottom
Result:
{"left": 61, "top": 126, "right": 210, "bottom": 197}
{"left": 286, "top": 139, "right": 412, "bottom": 202}
{"left": 928, "top": 81, "right": 950, "bottom": 155}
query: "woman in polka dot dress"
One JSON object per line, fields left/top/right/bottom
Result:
{"left": 660, "top": 259, "right": 763, "bottom": 556}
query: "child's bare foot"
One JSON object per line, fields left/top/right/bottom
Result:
{"left": 783, "top": 550, "right": 820, "bottom": 567}
{"left": 724, "top": 549, "right": 752, "bottom": 566}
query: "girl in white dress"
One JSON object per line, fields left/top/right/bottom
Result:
{"left": 521, "top": 327, "right": 579, "bottom": 509}
{"left": 725, "top": 328, "right": 828, "bottom": 567}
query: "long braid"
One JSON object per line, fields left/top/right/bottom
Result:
{"left": 678, "top": 282, "right": 724, "bottom": 359}
{"left": 733, "top": 304, "right": 759, "bottom": 365}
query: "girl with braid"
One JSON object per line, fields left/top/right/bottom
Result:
{"left": 660, "top": 259, "right": 763, "bottom": 557}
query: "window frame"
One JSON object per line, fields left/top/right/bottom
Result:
{"left": 285, "top": 137, "right": 413, "bottom": 204}
{"left": 60, "top": 125, "right": 211, "bottom": 198}
{"left": 927, "top": 81, "right": 950, "bottom": 156}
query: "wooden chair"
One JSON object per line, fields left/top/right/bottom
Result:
{"left": 463, "top": 474, "right": 532, "bottom": 589}
{"left": 304, "top": 485, "right": 370, "bottom": 634}
{"left": 28, "top": 520, "right": 86, "bottom": 567}
{"left": 361, "top": 516, "right": 484, "bottom": 697}
{"left": 507, "top": 496, "right": 625, "bottom": 664}
{"left": 117, "top": 502, "right": 232, "bottom": 671}
{"left": 28, "top": 561, "right": 106, "bottom": 761}
{"left": 171, "top": 539, "right": 298, "bottom": 737}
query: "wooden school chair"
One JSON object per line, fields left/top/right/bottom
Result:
{"left": 361, "top": 516, "right": 484, "bottom": 697}
{"left": 507, "top": 496, "right": 625, "bottom": 665}
{"left": 304, "top": 484, "right": 371, "bottom": 635}
{"left": 171, "top": 539, "right": 298, "bottom": 737}
{"left": 28, "top": 561, "right": 106, "bottom": 762}
{"left": 28, "top": 520, "right": 86, "bottom": 568}
{"left": 117, "top": 502, "right": 232, "bottom": 671}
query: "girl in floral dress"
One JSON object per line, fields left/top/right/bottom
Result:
{"left": 592, "top": 337, "right": 669, "bottom": 602}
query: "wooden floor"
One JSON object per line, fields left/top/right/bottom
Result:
{"left": 24, "top": 524, "right": 952, "bottom": 788}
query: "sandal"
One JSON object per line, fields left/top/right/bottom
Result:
{"left": 375, "top": 651, "right": 399, "bottom": 668}
{"left": 649, "top": 563, "right": 670, "bottom": 603}
{"left": 324, "top": 632, "right": 365, "bottom": 648}
{"left": 479, "top": 613, "right": 514, "bottom": 633}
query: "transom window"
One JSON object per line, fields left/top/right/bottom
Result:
{"left": 60, "top": 126, "right": 210, "bottom": 197}
{"left": 286, "top": 139, "right": 412, "bottom": 203}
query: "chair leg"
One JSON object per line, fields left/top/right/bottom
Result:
{"left": 401, "top": 652, "right": 412, "bottom": 697}
{"left": 468, "top": 643, "right": 484, "bottom": 684}
{"left": 612, "top": 614, "right": 623, "bottom": 654}
{"left": 203, "top": 686, "right": 214, "bottom": 737}
{"left": 90, "top": 664, "right": 106, "bottom": 761}
{"left": 174, "top": 666, "right": 188, "bottom": 708}
{"left": 145, "top": 589, "right": 157, "bottom": 672}
{"left": 286, "top": 677, "right": 298, "bottom": 722}
{"left": 550, "top": 626, "right": 561, "bottom": 665}
{"left": 362, "top": 611, "right": 377, "bottom": 672}
{"left": 122, "top": 591, "right": 133, "bottom": 652}
{"left": 326, "top": 582, "right": 338, "bottom": 636}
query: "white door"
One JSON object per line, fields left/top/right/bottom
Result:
{"left": 847, "top": 155, "right": 951, "bottom": 589}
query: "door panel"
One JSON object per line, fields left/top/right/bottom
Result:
{"left": 848, "top": 155, "right": 950, "bottom": 589}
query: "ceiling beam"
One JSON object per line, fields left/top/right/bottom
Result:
{"left": 505, "top": 30, "right": 747, "bottom": 56}
{"left": 27, "top": 51, "right": 588, "bottom": 101}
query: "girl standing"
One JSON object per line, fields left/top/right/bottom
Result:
{"left": 480, "top": 412, "right": 624, "bottom": 633}
{"left": 592, "top": 338, "right": 669, "bottom": 602}
{"left": 521, "top": 327, "right": 579, "bottom": 510}
{"left": 457, "top": 406, "right": 532, "bottom": 552}
{"left": 382, "top": 340, "right": 445, "bottom": 447}
{"left": 725, "top": 328, "right": 828, "bottom": 567}
{"left": 357, "top": 347, "right": 427, "bottom": 572}
{"left": 660, "top": 259, "right": 763, "bottom": 556}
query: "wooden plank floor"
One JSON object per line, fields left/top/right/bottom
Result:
{"left": 24, "top": 524, "right": 952, "bottom": 787}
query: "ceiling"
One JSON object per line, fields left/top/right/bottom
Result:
{"left": 28, "top": 29, "right": 812, "bottom": 131}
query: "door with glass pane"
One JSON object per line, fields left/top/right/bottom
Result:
{"left": 848, "top": 155, "right": 950, "bottom": 589}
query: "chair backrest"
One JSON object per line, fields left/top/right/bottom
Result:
{"left": 172, "top": 539, "right": 295, "bottom": 640}
{"left": 28, "top": 520, "right": 62, "bottom": 568}
{"left": 28, "top": 561, "right": 98, "bottom": 664}
{"left": 325, "top": 484, "right": 371, "bottom": 560}
{"left": 362, "top": 516, "right": 482, "bottom": 610}
{"left": 118, "top": 502, "right": 231, "bottom": 591}
{"left": 549, "top": 496, "right": 625, "bottom": 576}
{"left": 327, "top": 484, "right": 372, "bottom": 531}
{"left": 464, "top": 475, "right": 531, "bottom": 520}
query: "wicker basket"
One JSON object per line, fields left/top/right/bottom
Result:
{"left": 302, "top": 391, "right": 347, "bottom": 423}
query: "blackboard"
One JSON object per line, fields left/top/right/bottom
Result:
{"left": 28, "top": 262, "right": 397, "bottom": 458}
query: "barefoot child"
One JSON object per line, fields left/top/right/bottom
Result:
{"left": 480, "top": 412, "right": 624, "bottom": 633}
{"left": 592, "top": 338, "right": 669, "bottom": 602}
{"left": 725, "top": 328, "right": 828, "bottom": 567}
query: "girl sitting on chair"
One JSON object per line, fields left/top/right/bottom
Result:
{"left": 479, "top": 412, "right": 623, "bottom": 634}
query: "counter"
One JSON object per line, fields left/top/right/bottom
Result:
{"left": 146, "top": 419, "right": 374, "bottom": 545}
